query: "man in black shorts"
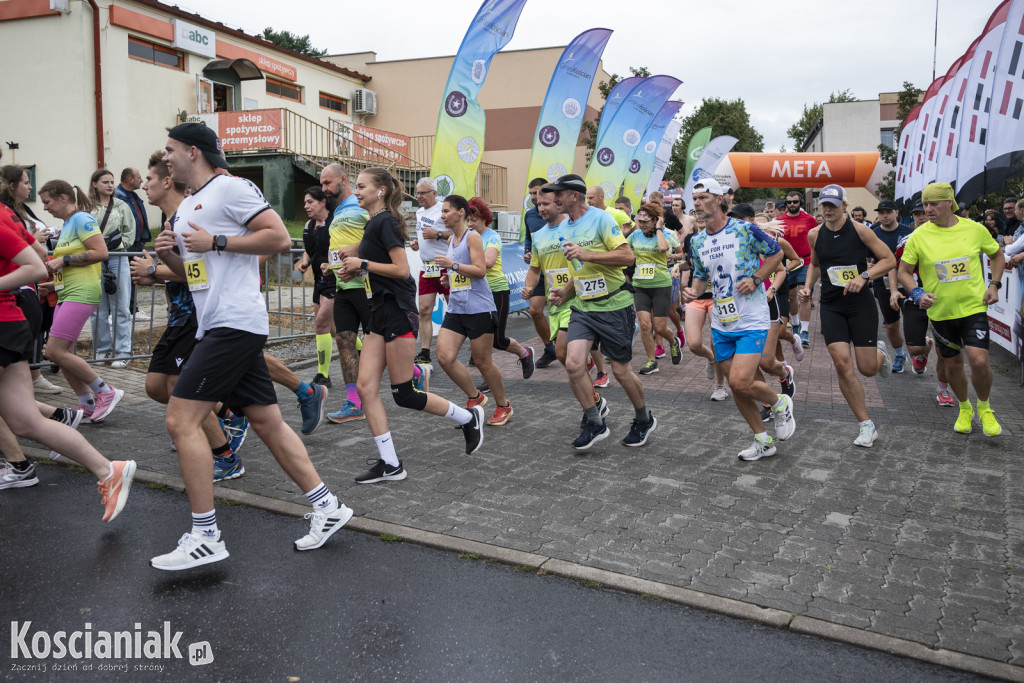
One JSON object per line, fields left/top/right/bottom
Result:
{"left": 870, "top": 199, "right": 912, "bottom": 372}
{"left": 522, "top": 177, "right": 558, "bottom": 367}
{"left": 151, "top": 123, "right": 351, "bottom": 570}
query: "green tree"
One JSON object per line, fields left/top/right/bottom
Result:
{"left": 579, "top": 66, "right": 651, "bottom": 163}
{"left": 875, "top": 81, "right": 923, "bottom": 201}
{"left": 665, "top": 97, "right": 765, "bottom": 201}
{"left": 786, "top": 89, "right": 857, "bottom": 151}
{"left": 261, "top": 28, "right": 327, "bottom": 57}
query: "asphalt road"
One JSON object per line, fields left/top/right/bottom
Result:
{"left": 1, "top": 465, "right": 989, "bottom": 682}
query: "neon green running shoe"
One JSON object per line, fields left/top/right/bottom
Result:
{"left": 953, "top": 405, "right": 974, "bottom": 434}
{"left": 979, "top": 408, "right": 1002, "bottom": 437}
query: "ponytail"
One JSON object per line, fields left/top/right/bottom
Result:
{"left": 362, "top": 166, "right": 407, "bottom": 241}
{"left": 40, "top": 179, "right": 94, "bottom": 213}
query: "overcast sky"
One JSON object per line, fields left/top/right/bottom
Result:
{"left": 190, "top": 0, "right": 991, "bottom": 152}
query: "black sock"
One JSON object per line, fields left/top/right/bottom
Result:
{"left": 49, "top": 408, "right": 70, "bottom": 424}
{"left": 11, "top": 460, "right": 31, "bottom": 471}
{"left": 212, "top": 444, "right": 233, "bottom": 457}
{"left": 544, "top": 342, "right": 555, "bottom": 353}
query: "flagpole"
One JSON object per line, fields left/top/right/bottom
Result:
{"left": 933, "top": 0, "right": 939, "bottom": 81}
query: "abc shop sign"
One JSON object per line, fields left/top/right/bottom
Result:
{"left": 173, "top": 20, "right": 215, "bottom": 59}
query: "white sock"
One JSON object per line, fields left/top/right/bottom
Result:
{"left": 374, "top": 431, "right": 400, "bottom": 467}
{"left": 755, "top": 432, "right": 772, "bottom": 444}
{"left": 791, "top": 314, "right": 801, "bottom": 330}
{"left": 859, "top": 419, "right": 873, "bottom": 427}
{"left": 772, "top": 395, "right": 786, "bottom": 411}
{"left": 445, "top": 402, "right": 473, "bottom": 425}
{"left": 88, "top": 377, "right": 113, "bottom": 394}
{"left": 192, "top": 510, "right": 218, "bottom": 538}
{"left": 893, "top": 345, "right": 905, "bottom": 356}
{"left": 78, "top": 393, "right": 94, "bottom": 408}
{"left": 304, "top": 482, "right": 338, "bottom": 512}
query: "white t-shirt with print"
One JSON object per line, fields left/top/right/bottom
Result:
{"left": 415, "top": 201, "right": 447, "bottom": 263}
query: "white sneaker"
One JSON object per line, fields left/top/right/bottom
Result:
{"left": 771, "top": 394, "right": 796, "bottom": 440}
{"left": 33, "top": 375, "right": 63, "bottom": 394}
{"left": 738, "top": 436, "right": 777, "bottom": 461}
{"left": 151, "top": 530, "right": 229, "bottom": 571}
{"left": 790, "top": 335, "right": 805, "bottom": 362}
{"left": 854, "top": 421, "right": 877, "bottom": 448}
{"left": 94, "top": 351, "right": 110, "bottom": 363}
{"left": 295, "top": 503, "right": 353, "bottom": 551}
{"left": 134, "top": 309, "right": 150, "bottom": 321}
{"left": 710, "top": 385, "right": 730, "bottom": 401}
{"left": 876, "top": 341, "right": 892, "bottom": 379}
{"left": 111, "top": 359, "right": 129, "bottom": 369}
{"left": 705, "top": 360, "right": 716, "bottom": 380}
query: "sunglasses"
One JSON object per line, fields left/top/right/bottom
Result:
{"left": 785, "top": 200, "right": 801, "bottom": 205}
{"left": 636, "top": 214, "right": 653, "bottom": 222}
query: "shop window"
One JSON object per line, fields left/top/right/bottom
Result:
{"left": 128, "top": 37, "right": 183, "bottom": 71}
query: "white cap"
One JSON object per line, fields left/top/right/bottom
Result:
{"left": 692, "top": 177, "right": 724, "bottom": 196}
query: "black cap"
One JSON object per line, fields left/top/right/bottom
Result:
{"left": 547, "top": 173, "right": 587, "bottom": 193}
{"left": 167, "top": 122, "right": 230, "bottom": 170}
{"left": 775, "top": 199, "right": 787, "bottom": 210}
{"left": 876, "top": 199, "right": 898, "bottom": 211}
{"left": 727, "top": 202, "right": 755, "bottom": 220}
{"left": 910, "top": 199, "right": 924, "bottom": 213}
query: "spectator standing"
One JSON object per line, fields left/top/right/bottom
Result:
{"left": 88, "top": 169, "right": 136, "bottom": 368}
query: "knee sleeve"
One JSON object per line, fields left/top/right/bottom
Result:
{"left": 391, "top": 380, "right": 428, "bottom": 411}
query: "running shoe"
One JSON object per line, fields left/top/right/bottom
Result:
{"left": 710, "top": 385, "right": 730, "bottom": 402}
{"left": 979, "top": 408, "right": 1002, "bottom": 437}
{"left": 298, "top": 384, "right": 327, "bottom": 435}
{"left": 790, "top": 334, "right": 805, "bottom": 362}
{"left": 312, "top": 373, "right": 332, "bottom": 388}
{"left": 913, "top": 338, "right": 933, "bottom": 375}
{"left": 593, "top": 372, "right": 610, "bottom": 388}
{"left": 572, "top": 420, "right": 609, "bottom": 450}
{"left": 151, "top": 530, "right": 229, "bottom": 571}
{"left": 461, "top": 405, "right": 485, "bottom": 454}
{"left": 487, "top": 402, "right": 513, "bottom": 426}
{"left": 670, "top": 338, "right": 682, "bottom": 365}
{"left": 466, "top": 392, "right": 488, "bottom": 410}
{"left": 891, "top": 352, "right": 907, "bottom": 374}
{"left": 676, "top": 330, "right": 686, "bottom": 348}
{"left": 295, "top": 503, "right": 354, "bottom": 550}
{"left": 655, "top": 344, "right": 667, "bottom": 359}
{"left": 936, "top": 389, "right": 956, "bottom": 407}
{"left": 621, "top": 413, "right": 657, "bottom": 447}
{"left": 213, "top": 454, "right": 245, "bottom": 482}
{"left": 89, "top": 388, "right": 124, "bottom": 423}
{"left": 800, "top": 330, "right": 810, "bottom": 347}
{"left": 779, "top": 363, "right": 796, "bottom": 397}
{"left": 586, "top": 356, "right": 595, "bottom": 372}
{"left": 876, "top": 341, "right": 892, "bottom": 379}
{"left": 415, "top": 348, "right": 432, "bottom": 365}
{"left": 854, "top": 421, "right": 878, "bottom": 448}
{"left": 355, "top": 458, "right": 407, "bottom": 484}
{"left": 477, "top": 380, "right": 491, "bottom": 394}
{"left": 760, "top": 404, "right": 772, "bottom": 423}
{"left": 954, "top": 405, "right": 974, "bottom": 434}
{"left": 98, "top": 460, "right": 136, "bottom": 522}
{"left": 705, "top": 360, "right": 716, "bottom": 380}
{"left": 0, "top": 459, "right": 39, "bottom": 489}
{"left": 638, "top": 359, "right": 659, "bottom": 375}
{"left": 738, "top": 437, "right": 777, "bottom": 462}
{"left": 412, "top": 363, "right": 431, "bottom": 393}
{"left": 579, "top": 397, "right": 611, "bottom": 430}
{"left": 48, "top": 408, "right": 85, "bottom": 460}
{"left": 535, "top": 347, "right": 558, "bottom": 369}
{"left": 220, "top": 415, "right": 249, "bottom": 454}
{"left": 111, "top": 358, "right": 130, "bottom": 369}
{"left": 519, "top": 346, "right": 536, "bottom": 379}
{"left": 771, "top": 395, "right": 796, "bottom": 441}
{"left": 327, "top": 400, "right": 365, "bottom": 424}
{"left": 33, "top": 375, "right": 62, "bottom": 394}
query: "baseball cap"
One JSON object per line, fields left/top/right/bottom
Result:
{"left": 910, "top": 199, "right": 924, "bottom": 213}
{"left": 692, "top": 177, "right": 724, "bottom": 196}
{"left": 775, "top": 199, "right": 787, "bottom": 210}
{"left": 167, "top": 122, "right": 230, "bottom": 170}
{"left": 876, "top": 199, "right": 898, "bottom": 211}
{"left": 818, "top": 184, "right": 847, "bottom": 206}
{"left": 724, "top": 186, "right": 735, "bottom": 195}
{"left": 547, "top": 173, "right": 587, "bottom": 194}
{"left": 727, "top": 203, "right": 755, "bottom": 220}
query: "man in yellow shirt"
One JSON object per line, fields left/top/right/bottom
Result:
{"left": 898, "top": 182, "right": 1005, "bottom": 436}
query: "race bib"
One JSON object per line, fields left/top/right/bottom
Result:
{"left": 362, "top": 273, "right": 373, "bottom": 299}
{"left": 714, "top": 296, "right": 740, "bottom": 324}
{"left": 422, "top": 260, "right": 442, "bottom": 278}
{"left": 935, "top": 256, "right": 970, "bottom": 283}
{"left": 635, "top": 263, "right": 657, "bottom": 280}
{"left": 328, "top": 250, "right": 343, "bottom": 268}
{"left": 826, "top": 265, "right": 859, "bottom": 287}
{"left": 53, "top": 269, "right": 64, "bottom": 292}
{"left": 183, "top": 253, "right": 209, "bottom": 292}
{"left": 450, "top": 272, "right": 472, "bottom": 292}
{"left": 574, "top": 275, "right": 608, "bottom": 300}
{"left": 545, "top": 268, "right": 570, "bottom": 290}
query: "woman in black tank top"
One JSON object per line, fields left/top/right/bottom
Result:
{"left": 798, "top": 185, "right": 897, "bottom": 448}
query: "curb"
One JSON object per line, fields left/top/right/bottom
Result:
{"left": 30, "top": 451, "right": 1020, "bottom": 682}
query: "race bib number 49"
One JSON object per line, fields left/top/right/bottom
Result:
{"left": 935, "top": 256, "right": 970, "bottom": 283}
{"left": 450, "top": 272, "right": 472, "bottom": 292}
{"left": 714, "top": 296, "right": 739, "bottom": 324}
{"left": 183, "top": 253, "right": 209, "bottom": 292}
{"left": 826, "top": 265, "right": 858, "bottom": 287}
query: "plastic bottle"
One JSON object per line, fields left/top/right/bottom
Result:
{"left": 559, "top": 235, "right": 583, "bottom": 270}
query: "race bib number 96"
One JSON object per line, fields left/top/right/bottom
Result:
{"left": 546, "top": 268, "right": 570, "bottom": 290}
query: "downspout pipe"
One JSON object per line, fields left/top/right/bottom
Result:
{"left": 85, "top": 0, "right": 104, "bottom": 169}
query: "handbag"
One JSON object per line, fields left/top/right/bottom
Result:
{"left": 98, "top": 202, "right": 118, "bottom": 295}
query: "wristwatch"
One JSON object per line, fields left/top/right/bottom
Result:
{"left": 989, "top": 280, "right": 1002, "bottom": 289}
{"left": 213, "top": 234, "right": 227, "bottom": 252}
{"left": 451, "top": 262, "right": 460, "bottom": 272}
{"left": 62, "top": 255, "right": 71, "bottom": 266}
{"left": 860, "top": 271, "right": 871, "bottom": 281}
{"left": 146, "top": 264, "right": 157, "bottom": 277}
{"left": 750, "top": 275, "right": 762, "bottom": 288}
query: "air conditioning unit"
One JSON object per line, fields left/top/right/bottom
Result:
{"left": 354, "top": 89, "right": 377, "bottom": 116}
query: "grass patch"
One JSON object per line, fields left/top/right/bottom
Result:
{"left": 215, "top": 498, "right": 245, "bottom": 507}
{"left": 379, "top": 533, "right": 402, "bottom": 543}
{"left": 69, "top": 465, "right": 87, "bottom": 474}
{"left": 146, "top": 482, "right": 171, "bottom": 491}
{"left": 640, "top": 593, "right": 665, "bottom": 602}
{"left": 284, "top": 219, "right": 305, "bottom": 240}
{"left": 459, "top": 552, "right": 481, "bottom": 560}
{"left": 583, "top": 580, "right": 602, "bottom": 589}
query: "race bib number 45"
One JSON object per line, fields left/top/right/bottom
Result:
{"left": 935, "top": 256, "right": 970, "bottom": 283}
{"left": 714, "top": 296, "right": 739, "bottom": 324}
{"left": 826, "top": 265, "right": 858, "bottom": 287}
{"left": 574, "top": 275, "right": 608, "bottom": 300}
{"left": 183, "top": 253, "right": 209, "bottom": 292}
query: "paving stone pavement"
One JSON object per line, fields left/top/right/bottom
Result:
{"left": 26, "top": 312, "right": 1024, "bottom": 671}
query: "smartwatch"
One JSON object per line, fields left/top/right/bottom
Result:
{"left": 146, "top": 264, "right": 157, "bottom": 277}
{"left": 860, "top": 271, "right": 871, "bottom": 281}
{"left": 213, "top": 234, "right": 228, "bottom": 252}
{"left": 989, "top": 280, "right": 1002, "bottom": 290}
{"left": 451, "top": 262, "right": 460, "bottom": 272}
{"left": 62, "top": 255, "right": 71, "bottom": 267}
{"left": 750, "top": 275, "right": 762, "bottom": 288}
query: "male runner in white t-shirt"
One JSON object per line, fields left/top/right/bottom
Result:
{"left": 151, "top": 123, "right": 351, "bottom": 570}
{"left": 411, "top": 177, "right": 449, "bottom": 365}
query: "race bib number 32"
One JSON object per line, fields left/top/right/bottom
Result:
{"left": 935, "top": 256, "right": 970, "bottom": 283}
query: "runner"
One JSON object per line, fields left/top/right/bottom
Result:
{"left": 799, "top": 184, "right": 896, "bottom": 447}
{"left": 548, "top": 174, "right": 656, "bottom": 449}
{"left": 897, "top": 182, "right": 1005, "bottom": 436}
{"left": 338, "top": 167, "right": 485, "bottom": 484}
{"left": 777, "top": 191, "right": 817, "bottom": 346}
{"left": 681, "top": 178, "right": 795, "bottom": 461}
{"left": 39, "top": 180, "right": 125, "bottom": 423}
{"left": 0, "top": 207, "right": 135, "bottom": 519}
{"left": 151, "top": 123, "right": 352, "bottom": 569}
{"left": 297, "top": 185, "right": 337, "bottom": 387}
{"left": 627, "top": 202, "right": 682, "bottom": 374}
{"left": 870, "top": 199, "right": 913, "bottom": 373}
{"left": 434, "top": 195, "right": 512, "bottom": 425}
{"left": 410, "top": 177, "right": 449, "bottom": 367}
{"left": 522, "top": 177, "right": 559, "bottom": 368}
{"left": 320, "top": 162, "right": 368, "bottom": 424}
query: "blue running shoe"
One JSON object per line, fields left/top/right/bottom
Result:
{"left": 891, "top": 352, "right": 907, "bottom": 374}
{"left": 412, "top": 363, "right": 430, "bottom": 394}
{"left": 298, "top": 384, "right": 327, "bottom": 435}
{"left": 213, "top": 455, "right": 245, "bottom": 482}
{"left": 327, "top": 400, "right": 365, "bottom": 424}
{"left": 800, "top": 329, "right": 810, "bottom": 347}
{"left": 220, "top": 415, "right": 249, "bottom": 455}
